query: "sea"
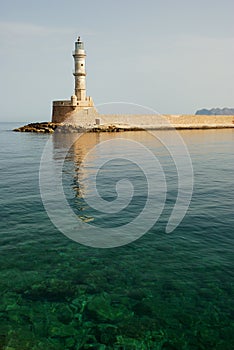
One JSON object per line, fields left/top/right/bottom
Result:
{"left": 0, "top": 122, "right": 233, "bottom": 350}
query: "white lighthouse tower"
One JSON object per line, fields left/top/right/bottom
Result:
{"left": 71, "top": 36, "right": 94, "bottom": 108}
{"left": 52, "top": 35, "right": 95, "bottom": 123}
{"left": 73, "top": 36, "right": 86, "bottom": 101}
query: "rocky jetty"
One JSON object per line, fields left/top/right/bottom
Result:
{"left": 88, "top": 124, "right": 143, "bottom": 132}
{"left": 13, "top": 122, "right": 60, "bottom": 133}
{"left": 13, "top": 116, "right": 234, "bottom": 133}
{"left": 13, "top": 122, "right": 143, "bottom": 133}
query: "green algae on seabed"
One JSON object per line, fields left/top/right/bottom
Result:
{"left": 0, "top": 240, "right": 233, "bottom": 350}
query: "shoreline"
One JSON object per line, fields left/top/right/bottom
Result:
{"left": 13, "top": 121, "right": 234, "bottom": 133}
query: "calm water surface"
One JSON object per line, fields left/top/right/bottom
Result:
{"left": 0, "top": 122, "right": 233, "bottom": 349}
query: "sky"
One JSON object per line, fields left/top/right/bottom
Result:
{"left": 0, "top": 0, "right": 233, "bottom": 121}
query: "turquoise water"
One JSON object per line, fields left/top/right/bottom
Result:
{"left": 0, "top": 123, "right": 233, "bottom": 349}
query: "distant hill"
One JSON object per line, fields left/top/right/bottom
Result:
{"left": 195, "top": 108, "right": 234, "bottom": 115}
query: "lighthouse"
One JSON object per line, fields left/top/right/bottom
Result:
{"left": 73, "top": 36, "right": 86, "bottom": 101}
{"left": 52, "top": 35, "right": 95, "bottom": 123}
{"left": 71, "top": 36, "right": 94, "bottom": 108}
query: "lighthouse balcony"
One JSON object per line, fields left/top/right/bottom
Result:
{"left": 72, "top": 51, "right": 86, "bottom": 57}
{"left": 73, "top": 72, "right": 86, "bottom": 76}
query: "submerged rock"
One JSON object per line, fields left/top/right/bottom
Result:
{"left": 23, "top": 279, "right": 77, "bottom": 302}
{"left": 85, "top": 293, "right": 131, "bottom": 323}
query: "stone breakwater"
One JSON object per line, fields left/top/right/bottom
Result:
{"left": 98, "top": 114, "right": 234, "bottom": 129}
{"left": 13, "top": 114, "right": 234, "bottom": 133}
{"left": 13, "top": 122, "right": 143, "bottom": 133}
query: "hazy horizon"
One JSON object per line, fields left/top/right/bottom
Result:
{"left": 0, "top": 0, "right": 233, "bottom": 122}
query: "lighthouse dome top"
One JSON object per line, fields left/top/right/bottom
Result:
{"left": 75, "top": 36, "right": 84, "bottom": 50}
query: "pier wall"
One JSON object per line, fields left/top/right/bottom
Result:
{"left": 99, "top": 114, "right": 234, "bottom": 128}
{"left": 61, "top": 110, "right": 234, "bottom": 129}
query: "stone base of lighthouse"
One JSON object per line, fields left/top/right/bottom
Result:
{"left": 52, "top": 96, "right": 95, "bottom": 123}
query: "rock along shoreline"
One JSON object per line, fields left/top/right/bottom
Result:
{"left": 13, "top": 122, "right": 144, "bottom": 133}
{"left": 13, "top": 118, "right": 234, "bottom": 134}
